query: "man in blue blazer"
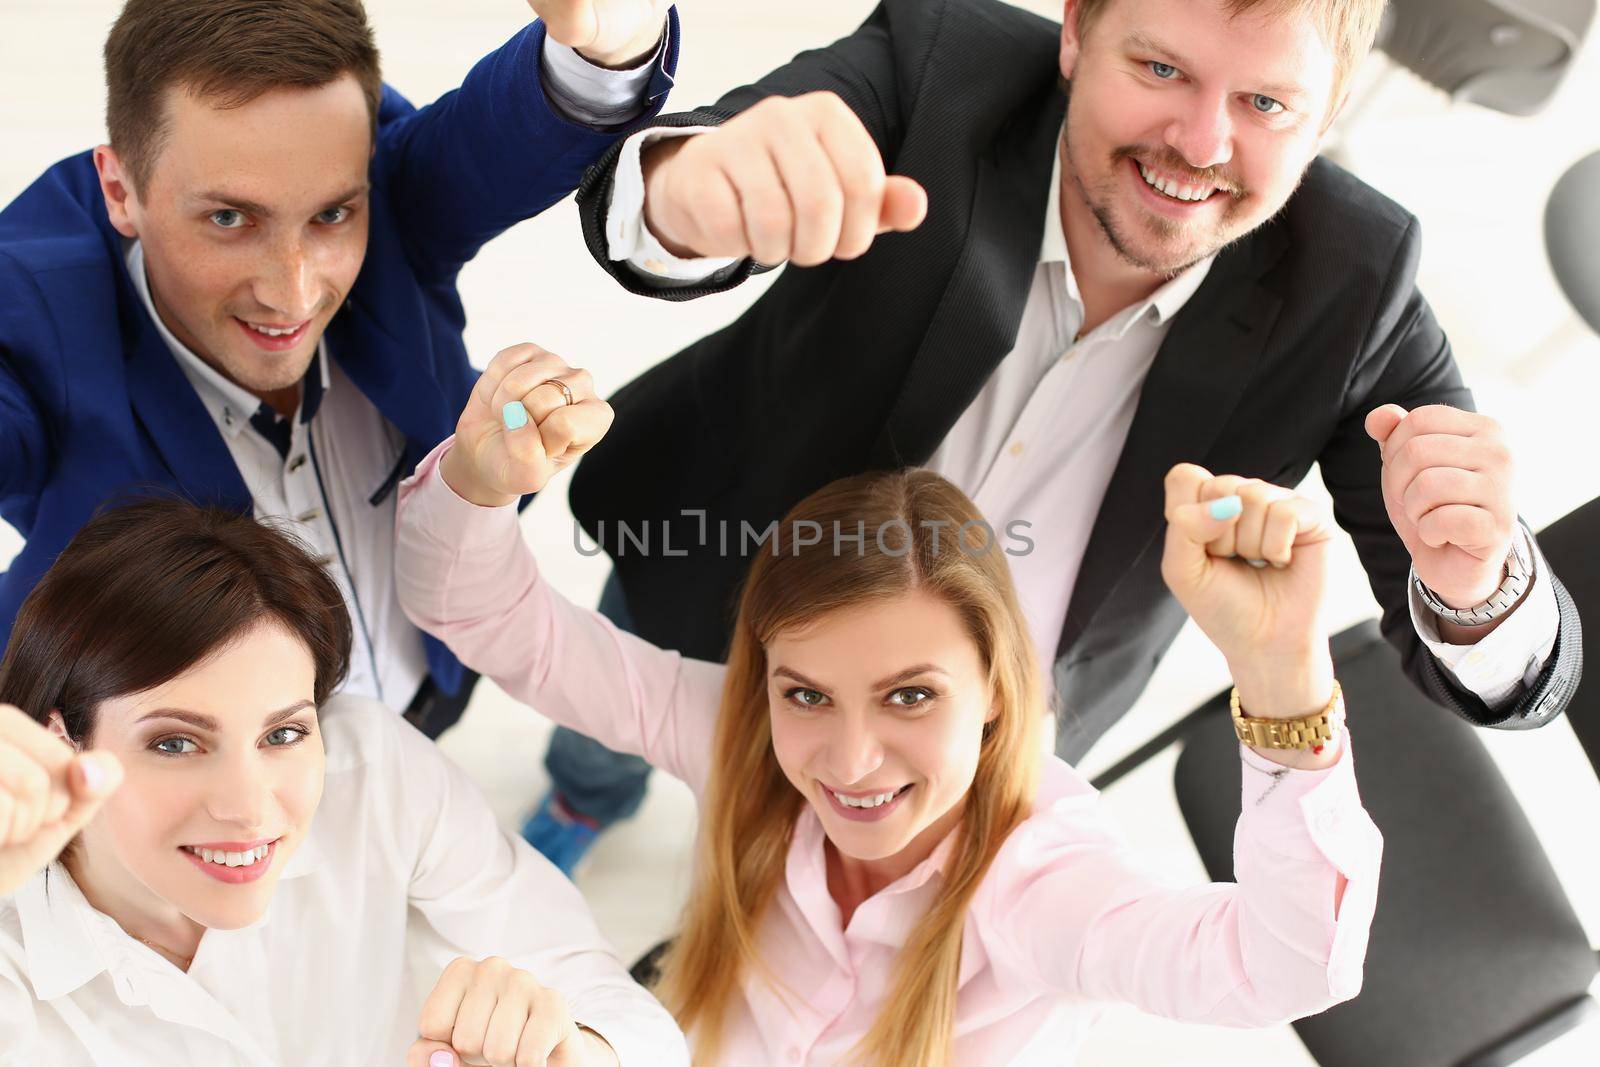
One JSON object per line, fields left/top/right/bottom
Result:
{"left": 0, "top": 0, "right": 678, "bottom": 735}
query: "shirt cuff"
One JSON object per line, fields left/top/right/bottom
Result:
{"left": 605, "top": 126, "right": 741, "bottom": 283}
{"left": 540, "top": 27, "right": 665, "bottom": 128}
{"left": 1407, "top": 536, "right": 1559, "bottom": 706}
{"left": 398, "top": 437, "right": 522, "bottom": 553}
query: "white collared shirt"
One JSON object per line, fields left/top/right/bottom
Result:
{"left": 605, "top": 130, "right": 1558, "bottom": 704}
{"left": 0, "top": 696, "right": 687, "bottom": 1067}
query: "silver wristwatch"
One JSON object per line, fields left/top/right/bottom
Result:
{"left": 1412, "top": 525, "right": 1536, "bottom": 626}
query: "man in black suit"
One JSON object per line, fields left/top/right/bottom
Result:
{"left": 520, "top": 0, "right": 1581, "bottom": 871}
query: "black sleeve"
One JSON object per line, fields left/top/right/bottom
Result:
{"left": 574, "top": 0, "right": 929, "bottom": 300}
{"left": 1318, "top": 217, "right": 1581, "bottom": 729}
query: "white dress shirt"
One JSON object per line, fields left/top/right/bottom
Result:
{"left": 0, "top": 696, "right": 687, "bottom": 1067}
{"left": 118, "top": 33, "right": 665, "bottom": 712}
{"left": 604, "top": 130, "right": 1558, "bottom": 707}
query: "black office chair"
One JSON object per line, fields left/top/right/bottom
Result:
{"left": 1376, "top": 0, "right": 1595, "bottom": 115}
{"left": 1171, "top": 617, "right": 1597, "bottom": 1066}
{"left": 1529, "top": 496, "right": 1600, "bottom": 772}
{"left": 1545, "top": 149, "right": 1600, "bottom": 339}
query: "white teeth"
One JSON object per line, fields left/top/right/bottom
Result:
{"left": 832, "top": 788, "right": 902, "bottom": 809}
{"left": 185, "top": 844, "right": 270, "bottom": 866}
{"left": 246, "top": 323, "right": 297, "bottom": 337}
{"left": 1139, "top": 163, "right": 1214, "bottom": 202}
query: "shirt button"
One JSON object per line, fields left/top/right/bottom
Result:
{"left": 297, "top": 507, "right": 323, "bottom": 523}
{"left": 788, "top": 1049, "right": 803, "bottom": 1063}
{"left": 1008, "top": 441, "right": 1025, "bottom": 457}
{"left": 644, "top": 258, "right": 666, "bottom": 272}
{"left": 289, "top": 454, "right": 308, "bottom": 473}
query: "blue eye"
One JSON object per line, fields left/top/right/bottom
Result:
{"left": 152, "top": 736, "right": 199, "bottom": 756}
{"left": 1251, "top": 94, "right": 1285, "bottom": 114}
{"left": 264, "top": 725, "right": 308, "bottom": 747}
{"left": 315, "top": 206, "right": 350, "bottom": 225}
{"left": 1148, "top": 61, "right": 1179, "bottom": 80}
{"left": 209, "top": 209, "right": 245, "bottom": 229}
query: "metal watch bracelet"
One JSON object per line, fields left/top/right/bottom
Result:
{"left": 1411, "top": 524, "right": 1535, "bottom": 627}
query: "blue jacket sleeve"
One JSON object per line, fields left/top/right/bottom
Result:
{"left": 0, "top": 253, "right": 52, "bottom": 512}
{"left": 373, "top": 14, "right": 679, "bottom": 285}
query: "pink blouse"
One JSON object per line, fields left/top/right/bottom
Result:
{"left": 396, "top": 441, "right": 1383, "bottom": 1066}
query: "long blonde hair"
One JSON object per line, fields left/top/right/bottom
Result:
{"left": 656, "top": 469, "right": 1045, "bottom": 1067}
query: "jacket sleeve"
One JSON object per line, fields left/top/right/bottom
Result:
{"left": 374, "top": 14, "right": 679, "bottom": 286}
{"left": 575, "top": 0, "right": 931, "bottom": 300}
{"left": 1315, "top": 217, "right": 1581, "bottom": 729}
{"left": 0, "top": 252, "right": 53, "bottom": 513}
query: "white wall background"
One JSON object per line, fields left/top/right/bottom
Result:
{"left": 2, "top": 2, "right": 1598, "bottom": 1063}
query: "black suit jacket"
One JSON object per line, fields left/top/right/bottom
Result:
{"left": 571, "top": 0, "right": 1580, "bottom": 760}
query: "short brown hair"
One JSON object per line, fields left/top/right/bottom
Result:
{"left": 0, "top": 499, "right": 352, "bottom": 743}
{"left": 104, "top": 0, "right": 383, "bottom": 191}
{"left": 1074, "top": 0, "right": 1387, "bottom": 103}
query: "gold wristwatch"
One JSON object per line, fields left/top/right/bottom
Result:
{"left": 1230, "top": 681, "right": 1344, "bottom": 750}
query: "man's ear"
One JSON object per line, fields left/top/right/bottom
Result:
{"left": 46, "top": 710, "right": 80, "bottom": 751}
{"left": 93, "top": 145, "right": 141, "bottom": 239}
{"left": 1060, "top": 0, "right": 1085, "bottom": 81}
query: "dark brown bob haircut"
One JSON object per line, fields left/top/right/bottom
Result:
{"left": 104, "top": 0, "right": 383, "bottom": 192}
{"left": 0, "top": 499, "right": 352, "bottom": 743}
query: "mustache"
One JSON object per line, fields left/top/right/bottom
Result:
{"left": 1113, "top": 145, "right": 1246, "bottom": 198}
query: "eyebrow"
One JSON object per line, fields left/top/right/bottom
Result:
{"left": 772, "top": 663, "right": 950, "bottom": 692}
{"left": 1124, "top": 31, "right": 1307, "bottom": 102}
{"left": 135, "top": 700, "right": 315, "bottom": 732}
{"left": 190, "top": 183, "right": 370, "bottom": 220}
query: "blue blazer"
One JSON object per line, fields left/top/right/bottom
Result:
{"left": 0, "top": 18, "right": 679, "bottom": 695}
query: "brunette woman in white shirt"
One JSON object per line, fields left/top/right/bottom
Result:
{"left": 395, "top": 344, "right": 1384, "bottom": 1067}
{"left": 0, "top": 499, "right": 686, "bottom": 1067}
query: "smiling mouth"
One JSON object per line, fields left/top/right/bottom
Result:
{"left": 1134, "top": 159, "right": 1223, "bottom": 204}
{"left": 177, "top": 838, "right": 281, "bottom": 884}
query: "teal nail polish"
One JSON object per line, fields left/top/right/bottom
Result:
{"left": 1209, "top": 495, "right": 1242, "bottom": 521}
{"left": 502, "top": 400, "right": 528, "bottom": 431}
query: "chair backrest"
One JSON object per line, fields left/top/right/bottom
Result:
{"left": 1535, "top": 496, "right": 1599, "bottom": 771}
{"left": 1173, "top": 619, "right": 1598, "bottom": 1066}
{"left": 1378, "top": 0, "right": 1595, "bottom": 115}
{"left": 1545, "top": 150, "right": 1600, "bottom": 336}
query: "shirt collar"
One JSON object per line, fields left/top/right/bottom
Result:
{"left": 1039, "top": 129, "right": 1217, "bottom": 337}
{"left": 123, "top": 240, "right": 332, "bottom": 436}
{"left": 15, "top": 865, "right": 115, "bottom": 1001}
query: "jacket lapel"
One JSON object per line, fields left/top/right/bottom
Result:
{"left": 1058, "top": 224, "right": 1288, "bottom": 657}
{"left": 120, "top": 282, "right": 253, "bottom": 512}
{"left": 868, "top": 91, "right": 1067, "bottom": 468}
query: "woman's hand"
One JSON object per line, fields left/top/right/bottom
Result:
{"left": 440, "top": 344, "right": 614, "bottom": 509}
{"left": 0, "top": 704, "right": 122, "bottom": 896}
{"left": 1160, "top": 465, "right": 1336, "bottom": 723}
{"left": 408, "top": 956, "right": 619, "bottom": 1067}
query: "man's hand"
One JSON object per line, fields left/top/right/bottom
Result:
{"left": 642, "top": 92, "right": 928, "bottom": 266}
{"left": 1365, "top": 404, "right": 1517, "bottom": 611}
{"left": 409, "top": 956, "right": 619, "bottom": 1067}
{"left": 0, "top": 704, "right": 122, "bottom": 897}
{"left": 440, "top": 343, "right": 613, "bottom": 508}
{"left": 529, "top": 0, "right": 669, "bottom": 68}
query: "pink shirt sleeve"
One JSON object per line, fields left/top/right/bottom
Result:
{"left": 394, "top": 439, "right": 728, "bottom": 796}
{"left": 979, "top": 742, "right": 1381, "bottom": 1027}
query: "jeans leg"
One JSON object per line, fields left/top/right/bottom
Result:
{"left": 543, "top": 572, "right": 654, "bottom": 824}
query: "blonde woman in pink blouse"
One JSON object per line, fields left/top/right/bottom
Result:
{"left": 396, "top": 344, "right": 1383, "bottom": 1067}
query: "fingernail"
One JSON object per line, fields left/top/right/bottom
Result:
{"left": 1246, "top": 558, "right": 1270, "bottom": 569}
{"left": 430, "top": 1052, "right": 454, "bottom": 1067}
{"left": 501, "top": 401, "right": 528, "bottom": 431}
{"left": 1209, "top": 495, "right": 1242, "bottom": 521}
{"left": 79, "top": 757, "right": 106, "bottom": 793}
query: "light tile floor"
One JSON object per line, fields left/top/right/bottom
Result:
{"left": 2, "top": 2, "right": 1598, "bottom": 1064}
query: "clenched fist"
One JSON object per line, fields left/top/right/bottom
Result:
{"left": 0, "top": 704, "right": 123, "bottom": 897}
{"left": 528, "top": 0, "right": 669, "bottom": 67}
{"left": 642, "top": 92, "right": 928, "bottom": 266}
{"left": 409, "top": 956, "right": 618, "bottom": 1067}
{"left": 441, "top": 344, "right": 613, "bottom": 508}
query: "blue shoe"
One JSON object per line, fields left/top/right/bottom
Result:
{"left": 521, "top": 790, "right": 602, "bottom": 877}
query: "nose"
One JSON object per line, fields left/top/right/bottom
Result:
{"left": 1164, "top": 91, "right": 1234, "bottom": 173}
{"left": 252, "top": 235, "right": 320, "bottom": 323}
{"left": 826, "top": 711, "right": 886, "bottom": 786}
{"left": 204, "top": 752, "right": 272, "bottom": 834}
